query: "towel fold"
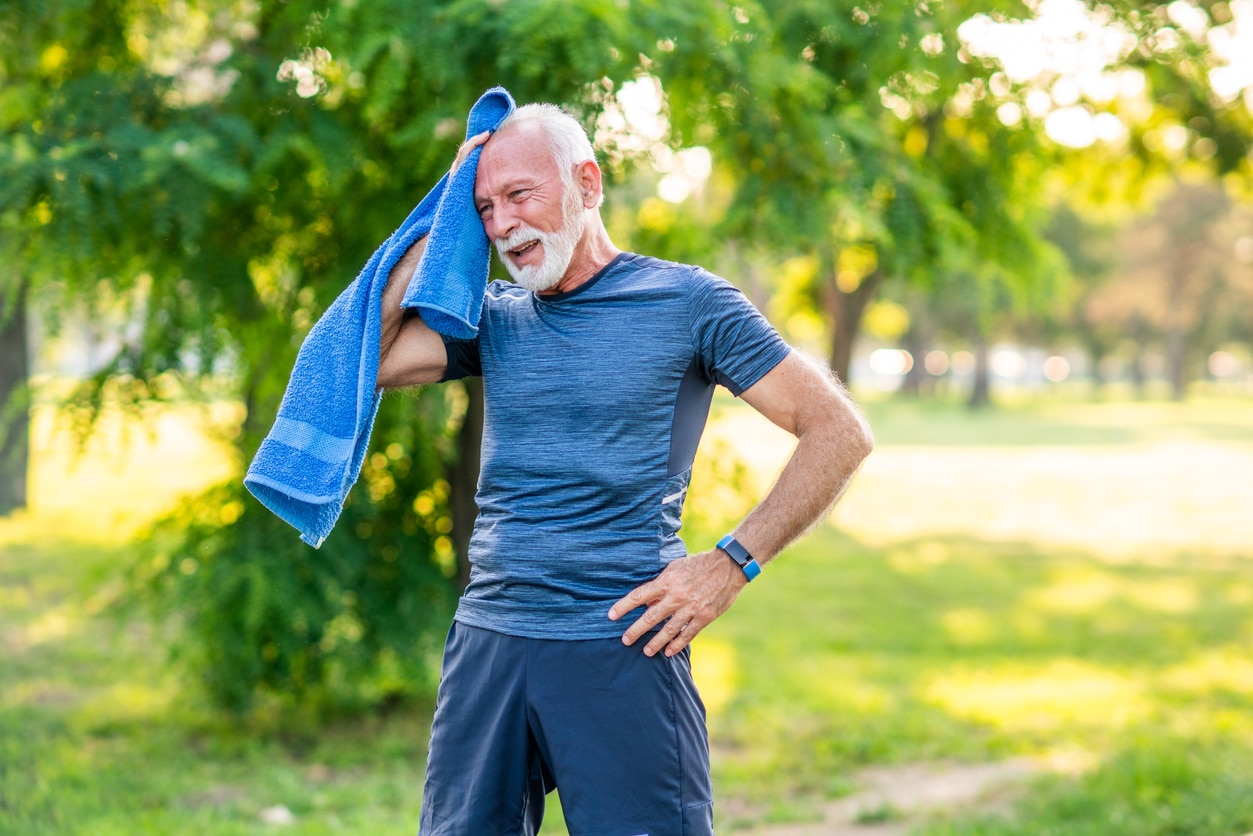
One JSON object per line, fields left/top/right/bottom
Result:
{"left": 244, "top": 87, "right": 515, "bottom": 547}
{"left": 402, "top": 88, "right": 515, "bottom": 337}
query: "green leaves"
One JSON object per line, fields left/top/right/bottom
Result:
{"left": 138, "top": 391, "right": 462, "bottom": 716}
{"left": 8, "top": 0, "right": 1253, "bottom": 712}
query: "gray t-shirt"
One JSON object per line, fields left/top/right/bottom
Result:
{"left": 441, "top": 252, "right": 791, "bottom": 639}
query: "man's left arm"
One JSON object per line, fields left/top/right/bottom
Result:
{"left": 608, "top": 351, "right": 874, "bottom": 657}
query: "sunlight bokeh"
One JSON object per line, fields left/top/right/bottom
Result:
{"left": 21, "top": 402, "right": 239, "bottom": 542}
{"left": 959, "top": 0, "right": 1253, "bottom": 144}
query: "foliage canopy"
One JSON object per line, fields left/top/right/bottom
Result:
{"left": 4, "top": 0, "right": 1252, "bottom": 711}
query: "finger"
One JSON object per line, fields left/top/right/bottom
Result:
{"left": 662, "top": 619, "right": 704, "bottom": 657}
{"left": 666, "top": 619, "right": 706, "bottom": 656}
{"left": 644, "top": 615, "right": 694, "bottom": 658}
{"left": 620, "top": 620, "right": 648, "bottom": 647}
{"left": 608, "top": 583, "right": 654, "bottom": 621}
{"left": 451, "top": 130, "right": 491, "bottom": 174}
{"left": 620, "top": 602, "right": 671, "bottom": 647}
{"left": 616, "top": 599, "right": 676, "bottom": 651}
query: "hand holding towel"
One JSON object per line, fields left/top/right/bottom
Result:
{"left": 244, "top": 87, "right": 515, "bottom": 547}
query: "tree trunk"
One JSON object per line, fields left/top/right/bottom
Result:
{"left": 1080, "top": 332, "right": 1105, "bottom": 395}
{"left": 824, "top": 267, "right": 883, "bottom": 384}
{"left": 968, "top": 339, "right": 991, "bottom": 410}
{"left": 900, "top": 325, "right": 927, "bottom": 397}
{"left": 1129, "top": 346, "right": 1147, "bottom": 398}
{"left": 1165, "top": 326, "right": 1187, "bottom": 401}
{"left": 1088, "top": 348, "right": 1106, "bottom": 396}
{"left": 1163, "top": 239, "right": 1191, "bottom": 401}
{"left": 449, "top": 378, "right": 483, "bottom": 592}
{"left": 0, "top": 279, "right": 30, "bottom": 515}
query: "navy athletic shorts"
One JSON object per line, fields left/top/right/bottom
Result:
{"left": 418, "top": 621, "right": 715, "bottom": 835}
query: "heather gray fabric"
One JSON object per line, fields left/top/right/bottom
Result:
{"left": 441, "top": 252, "right": 790, "bottom": 639}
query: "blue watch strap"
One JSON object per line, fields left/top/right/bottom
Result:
{"left": 716, "top": 534, "right": 761, "bottom": 582}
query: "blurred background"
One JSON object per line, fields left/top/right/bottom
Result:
{"left": 2, "top": 0, "right": 1253, "bottom": 833}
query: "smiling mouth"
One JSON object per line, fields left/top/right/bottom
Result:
{"left": 509, "top": 240, "right": 540, "bottom": 259}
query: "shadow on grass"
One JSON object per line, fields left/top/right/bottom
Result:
{"left": 0, "top": 525, "right": 436, "bottom": 835}
{"left": 6, "top": 520, "right": 1253, "bottom": 834}
{"left": 701, "top": 526, "right": 1253, "bottom": 831}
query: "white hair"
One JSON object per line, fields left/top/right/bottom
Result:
{"left": 497, "top": 103, "right": 602, "bottom": 204}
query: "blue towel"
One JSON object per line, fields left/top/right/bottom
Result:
{"left": 402, "top": 87, "right": 515, "bottom": 337}
{"left": 244, "top": 87, "right": 515, "bottom": 547}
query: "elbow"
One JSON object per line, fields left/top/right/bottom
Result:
{"left": 840, "top": 408, "right": 874, "bottom": 465}
{"left": 853, "top": 403, "right": 874, "bottom": 455}
{"left": 855, "top": 417, "right": 875, "bottom": 462}
{"left": 816, "top": 396, "right": 874, "bottom": 466}
{"left": 375, "top": 355, "right": 397, "bottom": 391}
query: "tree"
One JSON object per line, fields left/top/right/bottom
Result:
{"left": 0, "top": 279, "right": 28, "bottom": 513}
{"left": 980, "top": 1, "right": 1253, "bottom": 398}
{"left": 673, "top": 0, "right": 1253, "bottom": 389}
{"left": 638, "top": 0, "right": 1062, "bottom": 384}
{"left": 1082, "top": 179, "right": 1252, "bottom": 398}
{"left": 8, "top": 0, "right": 1251, "bottom": 713}
{"left": 0, "top": 0, "right": 771, "bottom": 714}
{"left": 1038, "top": 204, "right": 1121, "bottom": 392}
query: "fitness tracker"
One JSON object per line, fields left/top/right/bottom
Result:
{"left": 716, "top": 534, "right": 762, "bottom": 582}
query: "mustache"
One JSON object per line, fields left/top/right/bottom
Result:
{"left": 495, "top": 224, "right": 549, "bottom": 254}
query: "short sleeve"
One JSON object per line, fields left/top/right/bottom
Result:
{"left": 440, "top": 335, "right": 482, "bottom": 381}
{"left": 687, "top": 268, "right": 792, "bottom": 395}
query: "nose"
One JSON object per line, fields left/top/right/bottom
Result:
{"left": 487, "top": 201, "right": 519, "bottom": 242}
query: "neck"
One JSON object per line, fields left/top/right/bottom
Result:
{"left": 539, "top": 219, "right": 620, "bottom": 296}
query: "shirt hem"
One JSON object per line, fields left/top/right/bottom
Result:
{"left": 454, "top": 600, "right": 645, "bottom": 640}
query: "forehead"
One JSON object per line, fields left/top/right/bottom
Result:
{"left": 475, "top": 124, "right": 560, "bottom": 197}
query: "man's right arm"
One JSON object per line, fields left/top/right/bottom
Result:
{"left": 376, "top": 235, "right": 448, "bottom": 389}
{"left": 377, "top": 130, "right": 492, "bottom": 391}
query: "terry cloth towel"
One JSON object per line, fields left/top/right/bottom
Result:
{"left": 244, "top": 87, "right": 515, "bottom": 547}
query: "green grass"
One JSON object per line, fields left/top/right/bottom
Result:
{"left": 0, "top": 519, "right": 433, "bottom": 834}
{"left": 1, "top": 407, "right": 432, "bottom": 834}
{"left": 3, "top": 396, "right": 1253, "bottom": 833}
{"left": 699, "top": 529, "right": 1253, "bottom": 831}
{"left": 697, "top": 394, "right": 1253, "bottom": 832}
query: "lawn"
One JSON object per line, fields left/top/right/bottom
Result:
{"left": 701, "top": 395, "right": 1253, "bottom": 833}
{"left": 3, "top": 394, "right": 1253, "bottom": 834}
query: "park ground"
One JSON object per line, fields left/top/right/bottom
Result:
{"left": 3, "top": 390, "right": 1253, "bottom": 834}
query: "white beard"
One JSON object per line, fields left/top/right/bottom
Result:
{"left": 495, "top": 187, "right": 586, "bottom": 293}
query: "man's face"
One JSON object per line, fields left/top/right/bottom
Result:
{"left": 474, "top": 125, "right": 585, "bottom": 293}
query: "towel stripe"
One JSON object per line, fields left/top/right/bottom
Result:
{"left": 270, "top": 417, "right": 355, "bottom": 465}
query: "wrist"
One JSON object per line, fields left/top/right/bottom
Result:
{"left": 716, "top": 534, "right": 762, "bottom": 582}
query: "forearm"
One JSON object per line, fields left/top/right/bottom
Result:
{"left": 377, "top": 134, "right": 490, "bottom": 390}
{"left": 609, "top": 387, "right": 871, "bottom": 657}
{"left": 611, "top": 353, "right": 872, "bottom": 658}
{"left": 732, "top": 410, "right": 870, "bottom": 565}
{"left": 732, "top": 357, "right": 873, "bottom": 566}
{"left": 378, "top": 236, "right": 427, "bottom": 369}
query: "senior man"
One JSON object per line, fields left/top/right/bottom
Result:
{"left": 376, "top": 101, "right": 873, "bottom": 835}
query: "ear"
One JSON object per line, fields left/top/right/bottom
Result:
{"left": 574, "top": 159, "right": 603, "bottom": 208}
